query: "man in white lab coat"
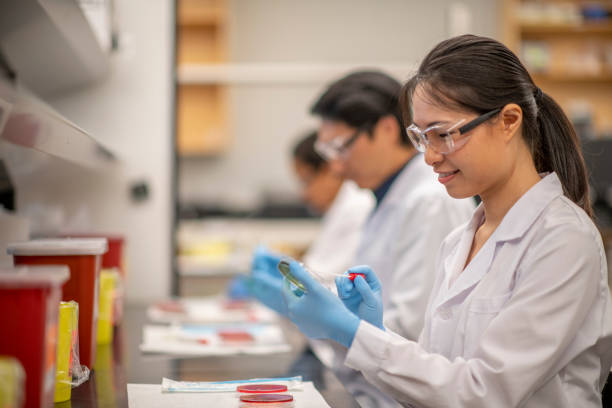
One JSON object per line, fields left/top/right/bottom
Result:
{"left": 311, "top": 71, "right": 475, "bottom": 407}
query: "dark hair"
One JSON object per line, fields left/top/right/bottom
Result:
{"left": 311, "top": 70, "right": 410, "bottom": 146}
{"left": 400, "top": 34, "right": 592, "bottom": 217}
{"left": 292, "top": 130, "right": 326, "bottom": 171}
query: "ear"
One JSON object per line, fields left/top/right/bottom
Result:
{"left": 499, "top": 103, "right": 522, "bottom": 143}
{"left": 374, "top": 115, "right": 400, "bottom": 143}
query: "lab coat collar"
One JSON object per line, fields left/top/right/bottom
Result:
{"left": 491, "top": 172, "right": 562, "bottom": 243}
{"left": 436, "top": 173, "right": 562, "bottom": 308}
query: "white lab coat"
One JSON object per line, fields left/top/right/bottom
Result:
{"left": 345, "top": 173, "right": 612, "bottom": 408}
{"left": 303, "top": 180, "right": 374, "bottom": 285}
{"left": 356, "top": 155, "right": 475, "bottom": 338}
{"left": 330, "top": 156, "right": 475, "bottom": 408}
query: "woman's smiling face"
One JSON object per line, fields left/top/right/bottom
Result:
{"left": 410, "top": 84, "right": 513, "bottom": 200}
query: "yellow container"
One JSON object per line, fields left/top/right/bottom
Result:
{"left": 97, "top": 270, "right": 117, "bottom": 345}
{"left": 0, "top": 356, "right": 25, "bottom": 408}
{"left": 54, "top": 301, "right": 77, "bottom": 403}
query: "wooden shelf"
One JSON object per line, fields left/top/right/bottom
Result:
{"left": 520, "top": 22, "right": 612, "bottom": 35}
{"left": 503, "top": 0, "right": 612, "bottom": 136}
{"left": 176, "top": 84, "right": 229, "bottom": 156}
{"left": 175, "top": 0, "right": 230, "bottom": 156}
{"left": 178, "top": 7, "right": 226, "bottom": 26}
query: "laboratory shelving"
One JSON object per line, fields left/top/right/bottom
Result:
{"left": 175, "top": 0, "right": 230, "bottom": 156}
{"left": 502, "top": 0, "right": 612, "bottom": 137}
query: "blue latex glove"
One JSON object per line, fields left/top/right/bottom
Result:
{"left": 249, "top": 246, "right": 289, "bottom": 315}
{"left": 226, "top": 275, "right": 251, "bottom": 300}
{"left": 335, "top": 265, "right": 384, "bottom": 330}
{"left": 281, "top": 260, "right": 360, "bottom": 348}
{"left": 251, "top": 245, "right": 283, "bottom": 277}
{"left": 249, "top": 269, "right": 288, "bottom": 315}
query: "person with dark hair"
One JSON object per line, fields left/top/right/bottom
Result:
{"left": 280, "top": 35, "right": 612, "bottom": 407}
{"left": 251, "top": 70, "right": 474, "bottom": 407}
{"left": 312, "top": 70, "right": 474, "bottom": 340}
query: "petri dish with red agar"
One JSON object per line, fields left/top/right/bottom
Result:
{"left": 237, "top": 384, "right": 288, "bottom": 393}
{"left": 239, "top": 394, "right": 294, "bottom": 407}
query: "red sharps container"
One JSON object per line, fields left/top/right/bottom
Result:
{"left": 60, "top": 234, "right": 125, "bottom": 325}
{"left": 0, "top": 266, "right": 69, "bottom": 408}
{"left": 8, "top": 238, "right": 108, "bottom": 369}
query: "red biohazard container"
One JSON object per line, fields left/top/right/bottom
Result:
{"left": 0, "top": 266, "right": 69, "bottom": 408}
{"left": 59, "top": 234, "right": 126, "bottom": 325}
{"left": 8, "top": 239, "right": 108, "bottom": 369}
{"left": 59, "top": 234, "right": 125, "bottom": 276}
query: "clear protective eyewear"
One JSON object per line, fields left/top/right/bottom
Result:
{"left": 314, "top": 128, "right": 363, "bottom": 160}
{"left": 406, "top": 108, "right": 501, "bottom": 154}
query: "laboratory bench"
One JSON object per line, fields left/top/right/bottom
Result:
{"left": 62, "top": 304, "right": 359, "bottom": 408}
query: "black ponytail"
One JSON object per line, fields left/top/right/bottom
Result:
{"left": 535, "top": 92, "right": 591, "bottom": 216}
{"left": 400, "top": 34, "right": 592, "bottom": 217}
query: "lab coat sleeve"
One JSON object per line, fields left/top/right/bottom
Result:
{"left": 345, "top": 223, "right": 602, "bottom": 407}
{"left": 383, "top": 192, "right": 469, "bottom": 340}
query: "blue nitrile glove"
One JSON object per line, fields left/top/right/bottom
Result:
{"left": 248, "top": 246, "right": 290, "bottom": 315}
{"left": 251, "top": 245, "right": 283, "bottom": 277}
{"left": 281, "top": 260, "right": 360, "bottom": 348}
{"left": 335, "top": 265, "right": 384, "bottom": 330}
{"left": 249, "top": 269, "right": 288, "bottom": 316}
{"left": 226, "top": 275, "right": 251, "bottom": 300}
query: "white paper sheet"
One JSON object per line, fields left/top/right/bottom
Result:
{"left": 147, "top": 297, "right": 278, "bottom": 324}
{"left": 140, "top": 324, "right": 291, "bottom": 356}
{"left": 127, "top": 382, "right": 331, "bottom": 408}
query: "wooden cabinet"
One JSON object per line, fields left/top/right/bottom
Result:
{"left": 502, "top": 0, "right": 612, "bottom": 137}
{"left": 176, "top": 0, "right": 229, "bottom": 156}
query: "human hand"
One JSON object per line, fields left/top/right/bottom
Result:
{"left": 281, "top": 260, "right": 360, "bottom": 348}
{"left": 251, "top": 245, "right": 283, "bottom": 277}
{"left": 335, "top": 265, "right": 384, "bottom": 330}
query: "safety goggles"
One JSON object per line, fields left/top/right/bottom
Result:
{"left": 314, "top": 128, "right": 364, "bottom": 160}
{"left": 406, "top": 108, "right": 501, "bottom": 154}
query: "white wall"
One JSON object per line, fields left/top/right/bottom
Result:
{"left": 178, "top": 0, "right": 499, "bottom": 208}
{"left": 11, "top": 0, "right": 174, "bottom": 303}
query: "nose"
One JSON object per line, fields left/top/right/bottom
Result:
{"left": 424, "top": 145, "right": 443, "bottom": 167}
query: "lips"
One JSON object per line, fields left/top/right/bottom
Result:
{"left": 437, "top": 170, "right": 459, "bottom": 177}
{"left": 436, "top": 169, "right": 460, "bottom": 185}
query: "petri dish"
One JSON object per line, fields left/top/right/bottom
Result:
{"left": 218, "top": 330, "right": 254, "bottom": 343}
{"left": 277, "top": 260, "right": 307, "bottom": 293}
{"left": 237, "top": 384, "right": 288, "bottom": 394}
{"left": 239, "top": 394, "right": 294, "bottom": 403}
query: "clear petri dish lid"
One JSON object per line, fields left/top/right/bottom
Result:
{"left": 7, "top": 238, "right": 108, "bottom": 256}
{"left": 0, "top": 266, "right": 69, "bottom": 287}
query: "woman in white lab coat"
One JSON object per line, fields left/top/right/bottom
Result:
{"left": 281, "top": 34, "right": 612, "bottom": 407}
